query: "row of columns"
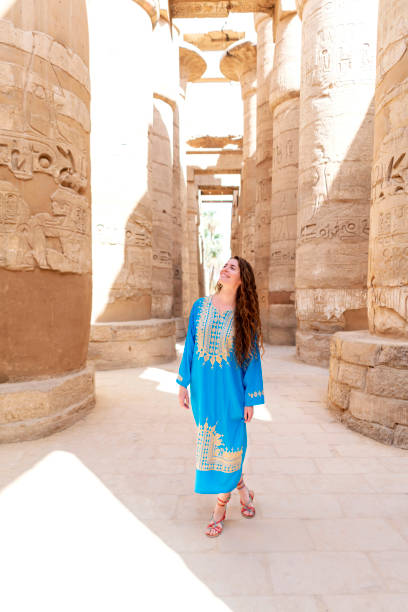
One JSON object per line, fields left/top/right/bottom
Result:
{"left": 327, "top": 0, "right": 408, "bottom": 448}
{"left": 221, "top": 0, "right": 408, "bottom": 446}
{"left": 222, "top": 0, "right": 378, "bottom": 360}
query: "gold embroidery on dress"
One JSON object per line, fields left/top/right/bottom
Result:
{"left": 196, "top": 296, "right": 234, "bottom": 368}
{"left": 248, "top": 389, "right": 264, "bottom": 398}
{"left": 196, "top": 421, "right": 243, "bottom": 473}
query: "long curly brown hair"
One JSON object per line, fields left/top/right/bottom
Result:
{"left": 216, "top": 255, "right": 264, "bottom": 367}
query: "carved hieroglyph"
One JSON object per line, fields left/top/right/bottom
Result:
{"left": 368, "top": 0, "right": 408, "bottom": 337}
{"left": 268, "top": 5, "right": 301, "bottom": 344}
{"left": 0, "top": 21, "right": 91, "bottom": 276}
{"left": 0, "top": 9, "right": 92, "bottom": 384}
{"left": 254, "top": 13, "right": 274, "bottom": 328}
{"left": 295, "top": 0, "right": 378, "bottom": 365}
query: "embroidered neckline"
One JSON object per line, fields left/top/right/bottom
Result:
{"left": 210, "top": 295, "right": 235, "bottom": 316}
{"left": 196, "top": 296, "right": 234, "bottom": 367}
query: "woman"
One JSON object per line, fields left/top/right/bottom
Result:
{"left": 177, "top": 255, "right": 264, "bottom": 537}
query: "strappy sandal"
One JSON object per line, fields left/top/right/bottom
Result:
{"left": 237, "top": 475, "right": 255, "bottom": 519}
{"left": 205, "top": 493, "right": 231, "bottom": 537}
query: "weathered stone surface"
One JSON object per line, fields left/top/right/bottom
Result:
{"left": 0, "top": 4, "right": 92, "bottom": 383}
{"left": 335, "top": 331, "right": 380, "bottom": 367}
{"left": 254, "top": 13, "right": 274, "bottom": 327}
{"left": 0, "top": 1, "right": 96, "bottom": 441}
{"left": 88, "top": 320, "right": 176, "bottom": 370}
{"left": 337, "top": 362, "right": 366, "bottom": 390}
{"left": 394, "top": 425, "right": 408, "bottom": 449}
{"left": 327, "top": 379, "right": 350, "bottom": 410}
{"left": 296, "top": 330, "right": 331, "bottom": 367}
{"left": 377, "top": 345, "right": 408, "bottom": 369}
{"left": 0, "top": 367, "right": 95, "bottom": 443}
{"left": 151, "top": 95, "right": 174, "bottom": 319}
{"left": 368, "top": 0, "right": 408, "bottom": 338}
{"left": 268, "top": 6, "right": 300, "bottom": 346}
{"left": 267, "top": 327, "right": 296, "bottom": 346}
{"left": 366, "top": 366, "right": 408, "bottom": 401}
{"left": 171, "top": 0, "right": 274, "bottom": 18}
{"left": 349, "top": 390, "right": 408, "bottom": 429}
{"left": 295, "top": 0, "right": 378, "bottom": 364}
{"left": 328, "top": 356, "right": 340, "bottom": 381}
{"left": 268, "top": 304, "right": 296, "bottom": 328}
{"left": 341, "top": 412, "right": 394, "bottom": 446}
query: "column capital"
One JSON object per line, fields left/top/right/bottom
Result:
{"left": 179, "top": 42, "right": 207, "bottom": 90}
{"left": 220, "top": 40, "right": 257, "bottom": 96}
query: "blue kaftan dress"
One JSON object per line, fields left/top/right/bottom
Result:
{"left": 176, "top": 295, "right": 264, "bottom": 494}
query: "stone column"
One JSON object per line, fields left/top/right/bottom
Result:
{"left": 231, "top": 189, "right": 240, "bottom": 255}
{"left": 220, "top": 41, "right": 257, "bottom": 267}
{"left": 151, "top": 7, "right": 180, "bottom": 319}
{"left": 327, "top": 0, "right": 408, "bottom": 449}
{"left": 179, "top": 44, "right": 206, "bottom": 322}
{"left": 88, "top": 0, "right": 175, "bottom": 370}
{"left": 254, "top": 13, "right": 274, "bottom": 329}
{"left": 186, "top": 168, "right": 200, "bottom": 304}
{"left": 268, "top": 1, "right": 300, "bottom": 345}
{"left": 295, "top": 0, "right": 378, "bottom": 366}
{"left": 0, "top": 0, "right": 94, "bottom": 442}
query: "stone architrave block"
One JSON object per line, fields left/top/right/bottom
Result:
{"left": 349, "top": 390, "right": 408, "bottom": 428}
{"left": 337, "top": 361, "right": 367, "bottom": 390}
{"left": 366, "top": 366, "right": 408, "bottom": 401}
{"left": 327, "top": 379, "right": 350, "bottom": 410}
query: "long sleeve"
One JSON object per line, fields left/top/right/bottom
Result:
{"left": 243, "top": 342, "right": 264, "bottom": 406}
{"left": 176, "top": 301, "right": 197, "bottom": 388}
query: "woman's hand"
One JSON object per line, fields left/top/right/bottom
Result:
{"left": 244, "top": 405, "right": 254, "bottom": 423}
{"left": 178, "top": 385, "right": 190, "bottom": 410}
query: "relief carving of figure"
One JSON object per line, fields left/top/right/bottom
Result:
{"left": 28, "top": 186, "right": 90, "bottom": 274}
{"left": 0, "top": 181, "right": 33, "bottom": 269}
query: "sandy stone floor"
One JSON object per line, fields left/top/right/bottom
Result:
{"left": 1, "top": 344, "right": 408, "bottom": 611}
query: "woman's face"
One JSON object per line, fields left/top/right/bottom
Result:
{"left": 219, "top": 258, "right": 241, "bottom": 290}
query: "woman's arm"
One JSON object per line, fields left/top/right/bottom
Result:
{"left": 176, "top": 300, "right": 197, "bottom": 390}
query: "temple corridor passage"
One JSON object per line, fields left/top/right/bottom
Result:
{"left": 1, "top": 346, "right": 408, "bottom": 611}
